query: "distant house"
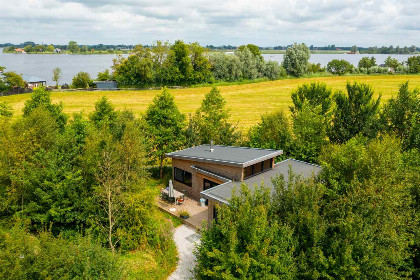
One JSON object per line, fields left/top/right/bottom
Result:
{"left": 22, "top": 74, "right": 47, "bottom": 89}
{"left": 166, "top": 144, "right": 321, "bottom": 223}
{"left": 54, "top": 48, "right": 62, "bottom": 53}
{"left": 93, "top": 81, "right": 118, "bottom": 90}
{"left": 14, "top": 48, "right": 26, "bottom": 53}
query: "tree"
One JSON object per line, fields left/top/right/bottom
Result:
{"left": 2, "top": 72, "right": 25, "bottom": 88}
{"left": 263, "top": 60, "right": 285, "bottom": 80}
{"left": 283, "top": 43, "right": 310, "bottom": 77}
{"left": 406, "top": 55, "right": 420, "bottom": 73}
{"left": 291, "top": 102, "right": 328, "bottom": 163}
{"left": 358, "top": 56, "right": 376, "bottom": 68}
{"left": 72, "top": 72, "right": 92, "bottom": 88}
{"left": 195, "top": 184, "right": 296, "bottom": 279}
{"left": 68, "top": 41, "right": 79, "bottom": 53}
{"left": 80, "top": 45, "right": 89, "bottom": 53}
{"left": 235, "top": 46, "right": 260, "bottom": 79}
{"left": 209, "top": 52, "right": 242, "bottom": 81}
{"left": 89, "top": 96, "right": 118, "bottom": 128}
{"left": 188, "top": 42, "right": 212, "bottom": 84}
{"left": 290, "top": 82, "right": 332, "bottom": 115}
{"left": 170, "top": 40, "right": 193, "bottom": 84}
{"left": 248, "top": 110, "right": 291, "bottom": 156}
{"left": 350, "top": 45, "right": 358, "bottom": 53}
{"left": 327, "top": 59, "right": 353, "bottom": 75}
{"left": 384, "top": 56, "right": 401, "bottom": 71}
{"left": 46, "top": 45, "right": 55, "bottom": 52}
{"left": 238, "top": 44, "right": 262, "bottom": 59}
{"left": 194, "top": 87, "right": 239, "bottom": 145}
{"left": 382, "top": 82, "right": 420, "bottom": 150}
{"left": 143, "top": 88, "right": 185, "bottom": 178}
{"left": 23, "top": 87, "right": 67, "bottom": 130}
{"left": 328, "top": 82, "right": 381, "bottom": 143}
{"left": 52, "top": 67, "right": 62, "bottom": 87}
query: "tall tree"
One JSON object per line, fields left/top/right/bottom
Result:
{"left": 143, "top": 88, "right": 185, "bottom": 178}
{"left": 194, "top": 87, "right": 239, "bottom": 145}
{"left": 23, "top": 87, "right": 67, "bottom": 130}
{"left": 328, "top": 82, "right": 381, "bottom": 143}
{"left": 248, "top": 110, "right": 291, "bottom": 157}
{"left": 67, "top": 41, "right": 79, "bottom": 53}
{"left": 52, "top": 67, "right": 62, "bottom": 87}
{"left": 382, "top": 82, "right": 420, "bottom": 150}
{"left": 290, "top": 82, "right": 332, "bottom": 115}
{"left": 283, "top": 43, "right": 310, "bottom": 77}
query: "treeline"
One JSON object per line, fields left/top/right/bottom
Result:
{"left": 1, "top": 41, "right": 135, "bottom": 53}
{"left": 111, "top": 41, "right": 284, "bottom": 87}
{"left": 0, "top": 88, "right": 177, "bottom": 279}
{"left": 190, "top": 81, "right": 420, "bottom": 279}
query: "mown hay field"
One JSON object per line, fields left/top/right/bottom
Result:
{"left": 2, "top": 75, "right": 420, "bottom": 130}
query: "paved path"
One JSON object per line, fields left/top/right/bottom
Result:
{"left": 168, "top": 225, "right": 201, "bottom": 280}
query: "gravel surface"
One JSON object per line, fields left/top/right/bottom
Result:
{"left": 168, "top": 225, "right": 201, "bottom": 280}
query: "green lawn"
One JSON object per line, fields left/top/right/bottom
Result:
{"left": 2, "top": 74, "right": 420, "bottom": 130}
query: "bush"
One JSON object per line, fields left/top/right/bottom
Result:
{"left": 72, "top": 71, "right": 92, "bottom": 88}
{"left": 358, "top": 56, "right": 376, "bottom": 68}
{"left": 0, "top": 222, "right": 122, "bottom": 280}
{"left": 406, "top": 55, "right": 420, "bottom": 73}
{"left": 326, "top": 59, "right": 353, "bottom": 75}
{"left": 307, "top": 62, "right": 325, "bottom": 73}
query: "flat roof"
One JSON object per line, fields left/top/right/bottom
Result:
{"left": 201, "top": 158, "right": 321, "bottom": 204}
{"left": 166, "top": 144, "right": 283, "bottom": 167}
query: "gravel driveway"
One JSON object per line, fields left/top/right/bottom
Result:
{"left": 168, "top": 225, "right": 201, "bottom": 280}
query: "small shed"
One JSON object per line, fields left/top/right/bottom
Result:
{"left": 22, "top": 74, "right": 47, "bottom": 89}
{"left": 93, "top": 81, "right": 118, "bottom": 90}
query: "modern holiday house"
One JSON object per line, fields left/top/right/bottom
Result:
{"left": 166, "top": 144, "right": 321, "bottom": 223}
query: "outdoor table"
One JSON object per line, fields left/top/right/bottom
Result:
{"left": 161, "top": 188, "right": 184, "bottom": 204}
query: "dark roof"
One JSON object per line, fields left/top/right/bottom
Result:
{"left": 201, "top": 158, "right": 321, "bottom": 204}
{"left": 93, "top": 81, "right": 118, "bottom": 89}
{"left": 166, "top": 144, "right": 283, "bottom": 167}
{"left": 22, "top": 74, "right": 46, "bottom": 83}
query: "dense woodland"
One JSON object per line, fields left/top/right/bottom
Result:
{"left": 0, "top": 75, "right": 419, "bottom": 278}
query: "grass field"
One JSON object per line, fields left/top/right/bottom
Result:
{"left": 2, "top": 75, "right": 420, "bottom": 130}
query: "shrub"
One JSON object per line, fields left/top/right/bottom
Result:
{"left": 406, "top": 55, "right": 420, "bottom": 73}
{"left": 283, "top": 43, "right": 310, "bottom": 77}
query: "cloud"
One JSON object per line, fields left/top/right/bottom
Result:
{"left": 0, "top": 0, "right": 418, "bottom": 46}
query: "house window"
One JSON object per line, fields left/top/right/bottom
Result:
{"left": 203, "top": 178, "right": 218, "bottom": 191}
{"left": 213, "top": 205, "right": 218, "bottom": 223}
{"left": 244, "top": 158, "right": 273, "bottom": 179}
{"left": 174, "top": 167, "right": 192, "bottom": 186}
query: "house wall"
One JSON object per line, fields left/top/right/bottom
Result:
{"left": 171, "top": 158, "right": 243, "bottom": 201}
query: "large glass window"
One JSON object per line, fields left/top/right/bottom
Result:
{"left": 174, "top": 167, "right": 192, "bottom": 186}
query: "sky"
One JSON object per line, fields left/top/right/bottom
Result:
{"left": 0, "top": 0, "right": 419, "bottom": 47}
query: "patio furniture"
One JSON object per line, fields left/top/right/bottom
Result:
{"left": 161, "top": 188, "right": 185, "bottom": 205}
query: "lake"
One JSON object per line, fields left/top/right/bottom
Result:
{"left": 0, "top": 48, "right": 415, "bottom": 85}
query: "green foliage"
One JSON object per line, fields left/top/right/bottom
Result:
{"left": 0, "top": 221, "right": 122, "bottom": 280}
{"left": 358, "top": 56, "right": 376, "bottom": 68}
{"left": 89, "top": 96, "right": 118, "bottom": 128}
{"left": 382, "top": 82, "right": 420, "bottom": 150}
{"left": 97, "top": 69, "right": 112, "bottom": 81}
{"left": 291, "top": 102, "right": 328, "bottom": 163}
{"left": 192, "top": 87, "right": 239, "bottom": 146}
{"left": 235, "top": 47, "right": 261, "bottom": 80}
{"left": 248, "top": 110, "right": 291, "bottom": 157}
{"left": 72, "top": 71, "right": 92, "bottom": 88}
{"left": 143, "top": 88, "right": 185, "bottom": 177}
{"left": 385, "top": 56, "right": 401, "bottom": 71}
{"left": 307, "top": 62, "right": 325, "bottom": 73}
{"left": 0, "top": 102, "right": 13, "bottom": 117}
{"left": 52, "top": 67, "right": 62, "bottom": 86}
{"left": 68, "top": 40, "right": 79, "bottom": 53}
{"left": 328, "top": 82, "right": 381, "bottom": 143}
{"left": 238, "top": 44, "right": 262, "bottom": 59}
{"left": 283, "top": 43, "right": 310, "bottom": 77}
{"left": 195, "top": 184, "right": 296, "bottom": 279}
{"left": 406, "top": 55, "right": 420, "bottom": 74}
{"left": 2, "top": 71, "right": 26, "bottom": 88}
{"left": 327, "top": 59, "right": 353, "bottom": 75}
{"left": 23, "top": 87, "right": 68, "bottom": 130}
{"left": 209, "top": 52, "right": 243, "bottom": 81}
{"left": 290, "top": 82, "right": 332, "bottom": 115}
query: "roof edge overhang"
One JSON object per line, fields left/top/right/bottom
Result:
{"left": 166, "top": 150, "right": 283, "bottom": 168}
